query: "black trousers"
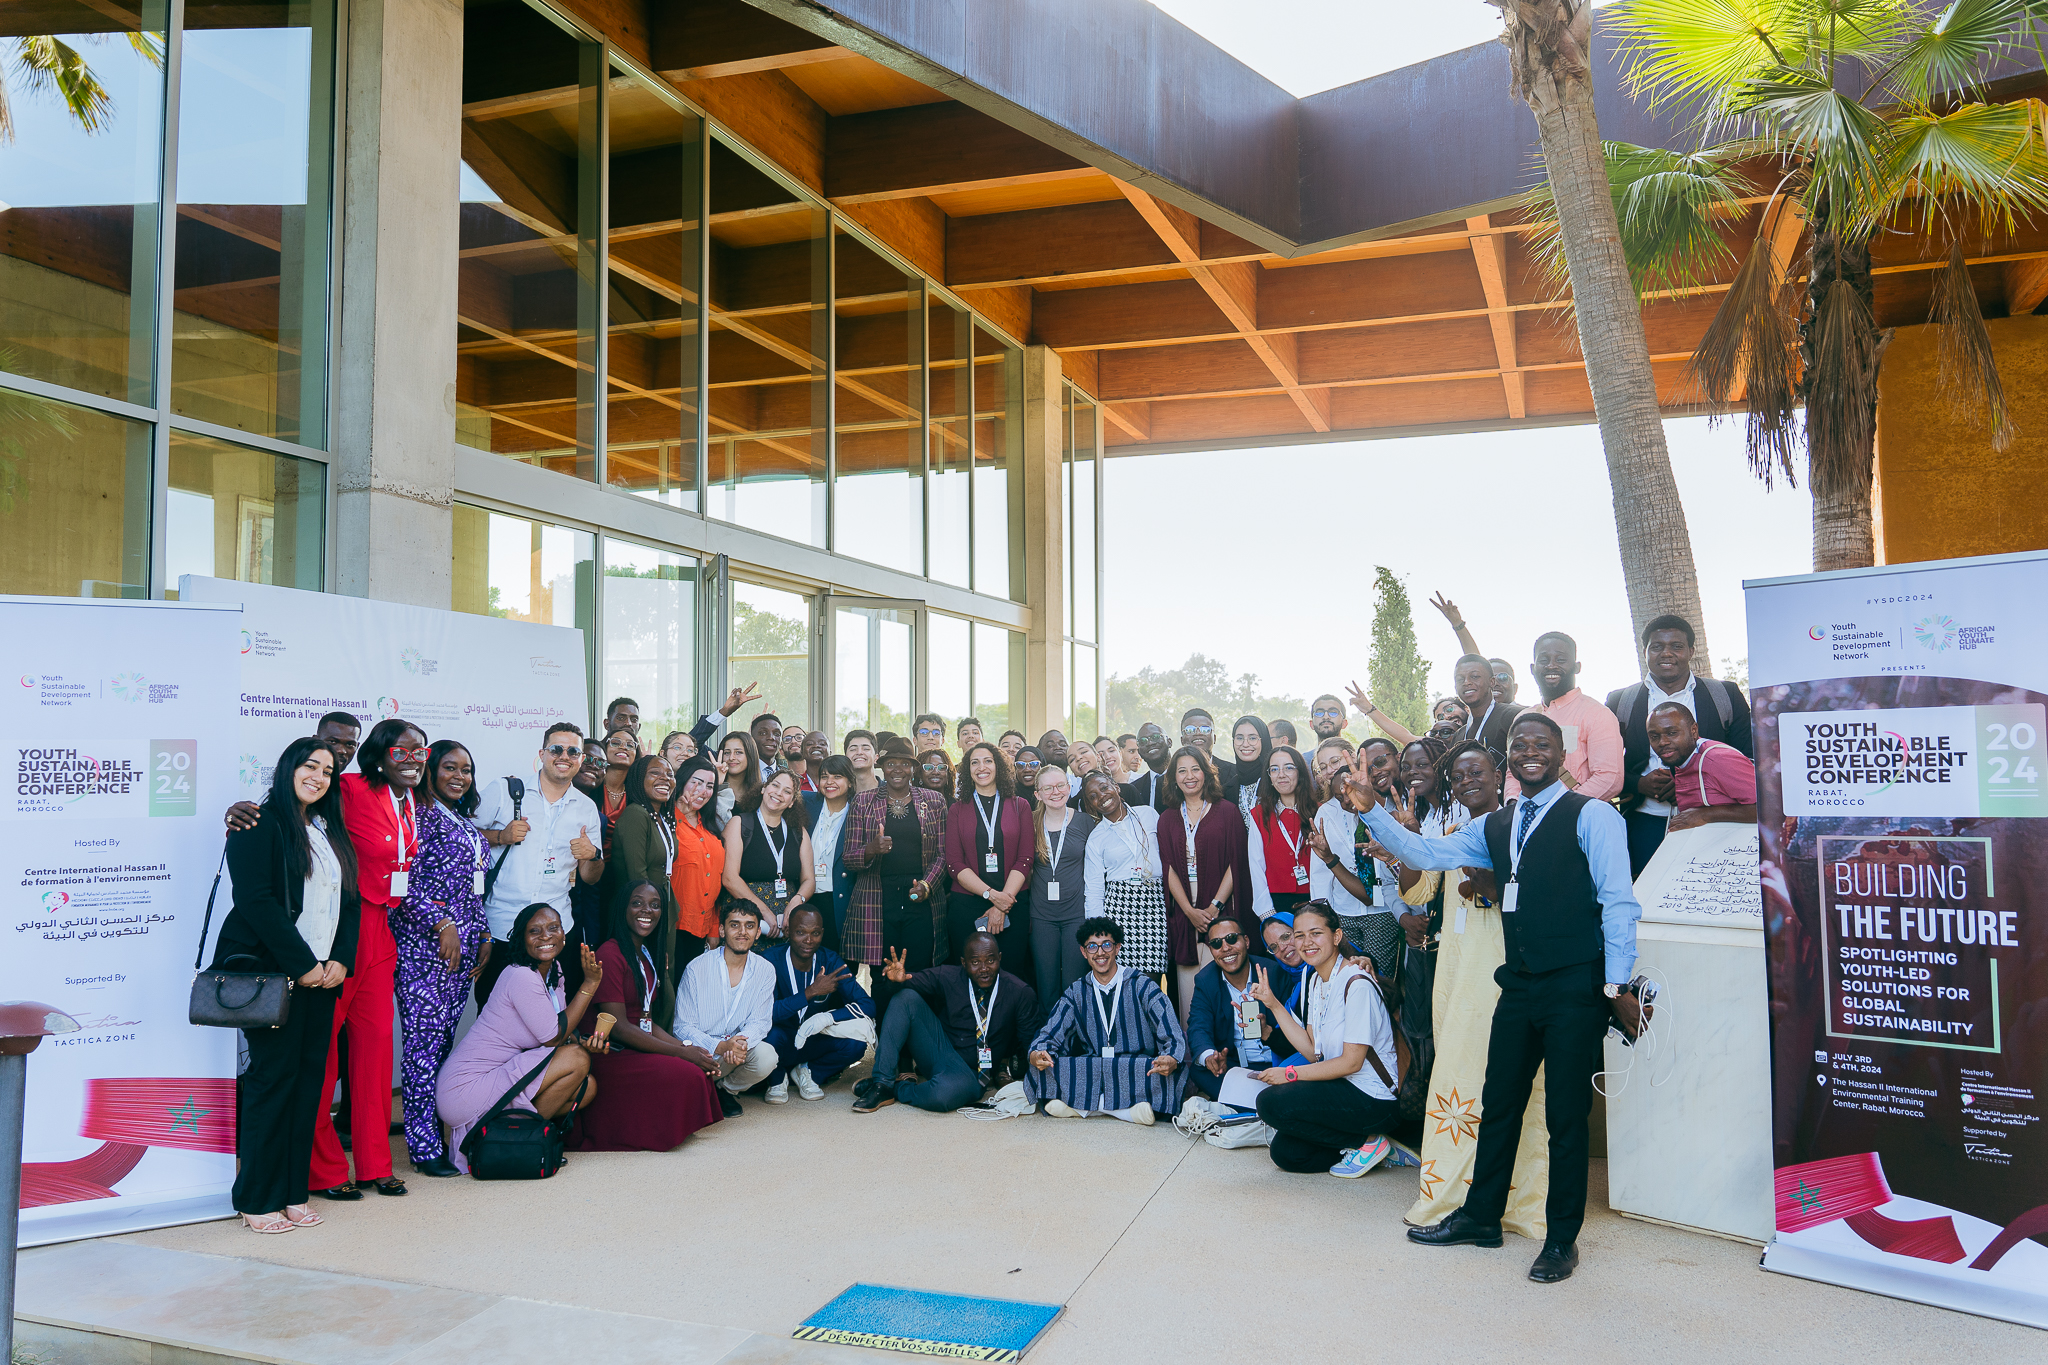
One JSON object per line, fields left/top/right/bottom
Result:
{"left": 234, "top": 986, "right": 338, "bottom": 1214}
{"left": 1256, "top": 1077, "right": 1400, "bottom": 1173}
{"left": 873, "top": 991, "right": 985, "bottom": 1112}
{"left": 944, "top": 890, "right": 1032, "bottom": 981}
{"left": 873, "top": 876, "right": 932, "bottom": 1019}
{"left": 1624, "top": 810, "right": 1667, "bottom": 879}
{"left": 1464, "top": 960, "right": 1610, "bottom": 1245}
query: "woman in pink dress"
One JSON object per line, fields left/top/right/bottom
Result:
{"left": 575, "top": 881, "right": 724, "bottom": 1151}
{"left": 437, "top": 904, "right": 604, "bottom": 1172}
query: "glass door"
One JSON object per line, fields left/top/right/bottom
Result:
{"left": 727, "top": 579, "right": 814, "bottom": 735}
{"left": 828, "top": 598, "right": 920, "bottom": 747}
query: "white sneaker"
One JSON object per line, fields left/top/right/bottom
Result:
{"left": 765, "top": 1080, "right": 789, "bottom": 1104}
{"left": 792, "top": 1065, "right": 824, "bottom": 1101}
{"left": 1123, "top": 1101, "right": 1155, "bottom": 1127}
{"left": 1174, "top": 1097, "right": 1222, "bottom": 1138}
{"left": 1044, "top": 1099, "right": 1081, "bottom": 1118}
{"left": 1205, "top": 1119, "right": 1275, "bottom": 1150}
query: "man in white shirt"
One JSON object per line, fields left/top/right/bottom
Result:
{"left": 674, "top": 901, "right": 778, "bottom": 1115}
{"left": 473, "top": 722, "right": 603, "bottom": 1006}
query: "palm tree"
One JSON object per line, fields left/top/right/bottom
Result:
{"left": 0, "top": 31, "right": 163, "bottom": 143}
{"left": 1493, "top": 1, "right": 1715, "bottom": 666}
{"left": 1602, "top": 0, "right": 2048, "bottom": 571}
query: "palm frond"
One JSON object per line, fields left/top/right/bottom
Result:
{"left": 1690, "top": 226, "right": 1804, "bottom": 484}
{"left": 1866, "top": 99, "right": 2048, "bottom": 236}
{"left": 1736, "top": 73, "right": 1892, "bottom": 215}
{"left": 1882, "top": 0, "right": 2029, "bottom": 104}
{"left": 126, "top": 31, "right": 166, "bottom": 69}
{"left": 1928, "top": 241, "right": 2015, "bottom": 447}
{"left": 1805, "top": 0, "right": 1921, "bottom": 65}
{"left": 11, "top": 36, "right": 116, "bottom": 134}
{"left": 1524, "top": 141, "right": 1757, "bottom": 300}
{"left": 1803, "top": 275, "right": 1883, "bottom": 498}
{"left": 1610, "top": 0, "right": 1812, "bottom": 117}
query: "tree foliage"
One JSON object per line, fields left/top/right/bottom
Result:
{"left": 1366, "top": 567, "right": 1431, "bottom": 740}
{"left": 1104, "top": 654, "right": 1308, "bottom": 740}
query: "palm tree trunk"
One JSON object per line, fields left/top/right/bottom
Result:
{"left": 1495, "top": 1, "right": 1710, "bottom": 667}
{"left": 1801, "top": 230, "right": 1882, "bottom": 572}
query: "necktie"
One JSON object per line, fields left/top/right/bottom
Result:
{"left": 1519, "top": 797, "right": 1539, "bottom": 846}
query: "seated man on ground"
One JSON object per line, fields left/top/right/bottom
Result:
{"left": 673, "top": 900, "right": 778, "bottom": 1116}
{"left": 1184, "top": 914, "right": 1289, "bottom": 1109}
{"left": 853, "top": 934, "right": 1036, "bottom": 1114}
{"left": 759, "top": 905, "right": 873, "bottom": 1102}
{"left": 1647, "top": 702, "right": 1758, "bottom": 833}
{"left": 1027, "top": 918, "right": 1186, "bottom": 1126}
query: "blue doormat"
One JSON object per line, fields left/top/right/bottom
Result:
{"left": 794, "top": 1284, "right": 1062, "bottom": 1361}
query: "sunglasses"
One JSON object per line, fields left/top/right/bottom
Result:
{"left": 1310, "top": 707, "right": 1343, "bottom": 719}
{"left": 545, "top": 744, "right": 583, "bottom": 758}
{"left": 389, "top": 746, "right": 428, "bottom": 762}
{"left": 1183, "top": 724, "right": 1214, "bottom": 735}
{"left": 1205, "top": 931, "right": 1245, "bottom": 950}
{"left": 915, "top": 727, "right": 944, "bottom": 738}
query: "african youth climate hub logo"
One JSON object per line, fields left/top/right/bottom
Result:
{"left": 400, "top": 647, "right": 439, "bottom": 677}
{"left": 1914, "top": 614, "right": 1959, "bottom": 652}
{"left": 109, "top": 671, "right": 146, "bottom": 702}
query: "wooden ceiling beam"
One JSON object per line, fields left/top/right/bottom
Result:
{"left": 1466, "top": 214, "right": 1524, "bottom": 419}
{"left": 651, "top": 0, "right": 847, "bottom": 81}
{"left": 828, "top": 102, "right": 1094, "bottom": 204}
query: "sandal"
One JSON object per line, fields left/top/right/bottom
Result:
{"left": 371, "top": 1176, "right": 408, "bottom": 1196}
{"left": 283, "top": 1204, "right": 322, "bottom": 1227}
{"left": 242, "top": 1213, "right": 293, "bottom": 1235}
{"left": 314, "top": 1182, "right": 363, "bottom": 1201}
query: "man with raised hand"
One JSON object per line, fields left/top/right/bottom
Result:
{"left": 853, "top": 933, "right": 1036, "bottom": 1115}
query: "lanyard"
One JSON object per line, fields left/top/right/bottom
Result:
{"left": 1114, "top": 812, "right": 1149, "bottom": 875}
{"left": 1467, "top": 700, "right": 1495, "bottom": 742}
{"left": 1092, "top": 971, "right": 1125, "bottom": 1047}
{"left": 975, "top": 792, "right": 1001, "bottom": 852}
{"left": 1508, "top": 791, "right": 1563, "bottom": 884}
{"left": 968, "top": 977, "right": 1001, "bottom": 1042}
{"left": 654, "top": 812, "right": 677, "bottom": 873}
{"left": 639, "top": 945, "right": 656, "bottom": 1017}
{"left": 388, "top": 786, "right": 418, "bottom": 869}
{"left": 1273, "top": 807, "right": 1305, "bottom": 868}
{"left": 782, "top": 951, "right": 819, "bottom": 1000}
{"left": 1181, "top": 802, "right": 1204, "bottom": 886}
{"left": 758, "top": 811, "right": 786, "bottom": 868}
{"left": 1045, "top": 812, "right": 1072, "bottom": 870}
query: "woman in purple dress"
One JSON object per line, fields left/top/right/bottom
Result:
{"left": 437, "top": 904, "right": 604, "bottom": 1171}
{"left": 393, "top": 740, "right": 491, "bottom": 1177}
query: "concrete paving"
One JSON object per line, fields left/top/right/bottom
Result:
{"left": 62, "top": 1090, "right": 2039, "bottom": 1362}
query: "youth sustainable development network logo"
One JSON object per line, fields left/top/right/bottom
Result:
{"left": 1808, "top": 625, "right": 1829, "bottom": 641}
{"left": 1914, "top": 614, "right": 1958, "bottom": 651}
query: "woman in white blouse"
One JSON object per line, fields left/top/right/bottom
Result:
{"left": 1080, "top": 771, "right": 1167, "bottom": 983}
{"left": 802, "top": 755, "right": 856, "bottom": 952}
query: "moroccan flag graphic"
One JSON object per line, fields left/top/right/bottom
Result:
{"left": 20, "top": 1077, "right": 236, "bottom": 1208}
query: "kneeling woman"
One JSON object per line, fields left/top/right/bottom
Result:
{"left": 437, "top": 904, "right": 605, "bottom": 1172}
{"left": 576, "top": 881, "right": 724, "bottom": 1151}
{"left": 1246, "top": 901, "right": 1402, "bottom": 1177}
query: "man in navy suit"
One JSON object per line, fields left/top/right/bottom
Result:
{"left": 757, "top": 906, "right": 873, "bottom": 1102}
{"left": 1185, "top": 914, "right": 1290, "bottom": 1101}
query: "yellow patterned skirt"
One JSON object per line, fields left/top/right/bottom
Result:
{"left": 1404, "top": 886, "right": 1552, "bottom": 1238}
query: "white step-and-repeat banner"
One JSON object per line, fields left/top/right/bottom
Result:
{"left": 10, "top": 584, "right": 589, "bottom": 1246}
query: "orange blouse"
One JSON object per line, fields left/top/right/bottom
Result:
{"left": 671, "top": 816, "right": 725, "bottom": 939}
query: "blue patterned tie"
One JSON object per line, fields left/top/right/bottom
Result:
{"left": 1518, "top": 796, "right": 1539, "bottom": 848}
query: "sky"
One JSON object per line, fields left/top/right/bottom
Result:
{"left": 1100, "top": 1, "right": 1802, "bottom": 709}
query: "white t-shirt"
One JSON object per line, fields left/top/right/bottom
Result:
{"left": 1304, "top": 960, "right": 1398, "bottom": 1101}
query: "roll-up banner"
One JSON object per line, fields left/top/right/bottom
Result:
{"left": 1747, "top": 549, "right": 2048, "bottom": 1329}
{"left": 5, "top": 597, "right": 243, "bottom": 1245}
{"left": 177, "top": 576, "right": 591, "bottom": 798}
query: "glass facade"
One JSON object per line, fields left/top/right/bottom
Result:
{"left": 728, "top": 580, "right": 811, "bottom": 733}
{"left": 601, "top": 538, "right": 699, "bottom": 738}
{"left": 1064, "top": 385, "right": 1102, "bottom": 738}
{"left": 0, "top": 0, "right": 335, "bottom": 601}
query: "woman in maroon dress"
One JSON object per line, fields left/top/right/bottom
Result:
{"left": 575, "top": 881, "right": 723, "bottom": 1152}
{"left": 1154, "top": 746, "right": 1251, "bottom": 1028}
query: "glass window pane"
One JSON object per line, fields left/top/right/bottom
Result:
{"left": 926, "top": 612, "right": 969, "bottom": 750}
{"left": 604, "top": 73, "right": 701, "bottom": 510}
{"left": 0, "top": 1, "right": 166, "bottom": 405}
{"left": 601, "top": 537, "right": 698, "bottom": 740}
{"left": 1071, "top": 393, "right": 1097, "bottom": 642}
{"left": 454, "top": 1, "right": 599, "bottom": 477}
{"left": 972, "top": 324, "right": 1022, "bottom": 600}
{"left": 833, "top": 231, "right": 921, "bottom": 573}
{"left": 927, "top": 297, "right": 972, "bottom": 588}
{"left": 972, "top": 620, "right": 1017, "bottom": 740}
{"left": 0, "top": 386, "right": 149, "bottom": 597}
{"left": 834, "top": 604, "right": 912, "bottom": 742}
{"left": 171, "top": 1, "right": 336, "bottom": 446}
{"left": 706, "top": 139, "right": 825, "bottom": 546}
{"left": 1072, "top": 643, "right": 1098, "bottom": 742}
{"left": 729, "top": 580, "right": 810, "bottom": 731}
{"left": 163, "top": 431, "right": 324, "bottom": 597}
{"left": 451, "top": 501, "right": 596, "bottom": 691}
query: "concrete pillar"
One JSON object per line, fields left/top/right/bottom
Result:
{"left": 1021, "top": 345, "right": 1065, "bottom": 738}
{"left": 333, "top": 0, "right": 461, "bottom": 607}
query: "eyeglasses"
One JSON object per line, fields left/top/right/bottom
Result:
{"left": 1081, "top": 940, "right": 1118, "bottom": 955}
{"left": 1205, "top": 932, "right": 1244, "bottom": 950}
{"left": 1183, "top": 724, "right": 1213, "bottom": 736}
{"left": 545, "top": 744, "right": 582, "bottom": 758}
{"left": 390, "top": 746, "right": 428, "bottom": 762}
{"left": 915, "top": 726, "right": 944, "bottom": 738}
{"left": 1310, "top": 707, "right": 1343, "bottom": 719}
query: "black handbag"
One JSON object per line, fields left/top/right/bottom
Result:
{"left": 460, "top": 1043, "right": 585, "bottom": 1180}
{"left": 188, "top": 850, "right": 295, "bottom": 1029}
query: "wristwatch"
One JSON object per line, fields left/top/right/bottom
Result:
{"left": 1603, "top": 982, "right": 1624, "bottom": 999}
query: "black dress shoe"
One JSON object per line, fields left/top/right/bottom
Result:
{"left": 1406, "top": 1210, "right": 1504, "bottom": 1248}
{"left": 1529, "top": 1242, "right": 1579, "bottom": 1283}
{"left": 717, "top": 1088, "right": 744, "bottom": 1118}
{"left": 413, "top": 1156, "right": 461, "bottom": 1178}
{"left": 313, "top": 1182, "right": 363, "bottom": 1201}
{"left": 851, "top": 1077, "right": 897, "bottom": 1114}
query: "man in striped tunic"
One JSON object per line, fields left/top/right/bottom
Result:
{"left": 1027, "top": 918, "right": 1185, "bottom": 1125}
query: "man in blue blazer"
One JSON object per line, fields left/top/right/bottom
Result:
{"left": 758, "top": 905, "right": 874, "bottom": 1102}
{"left": 1185, "top": 913, "right": 1290, "bottom": 1102}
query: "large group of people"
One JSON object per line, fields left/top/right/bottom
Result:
{"left": 212, "top": 601, "right": 1757, "bottom": 1284}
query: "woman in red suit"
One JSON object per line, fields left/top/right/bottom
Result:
{"left": 308, "top": 717, "right": 425, "bottom": 1198}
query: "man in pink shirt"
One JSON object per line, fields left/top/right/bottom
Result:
{"left": 1525, "top": 631, "right": 1623, "bottom": 801}
{"left": 1647, "top": 702, "right": 1757, "bottom": 830}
